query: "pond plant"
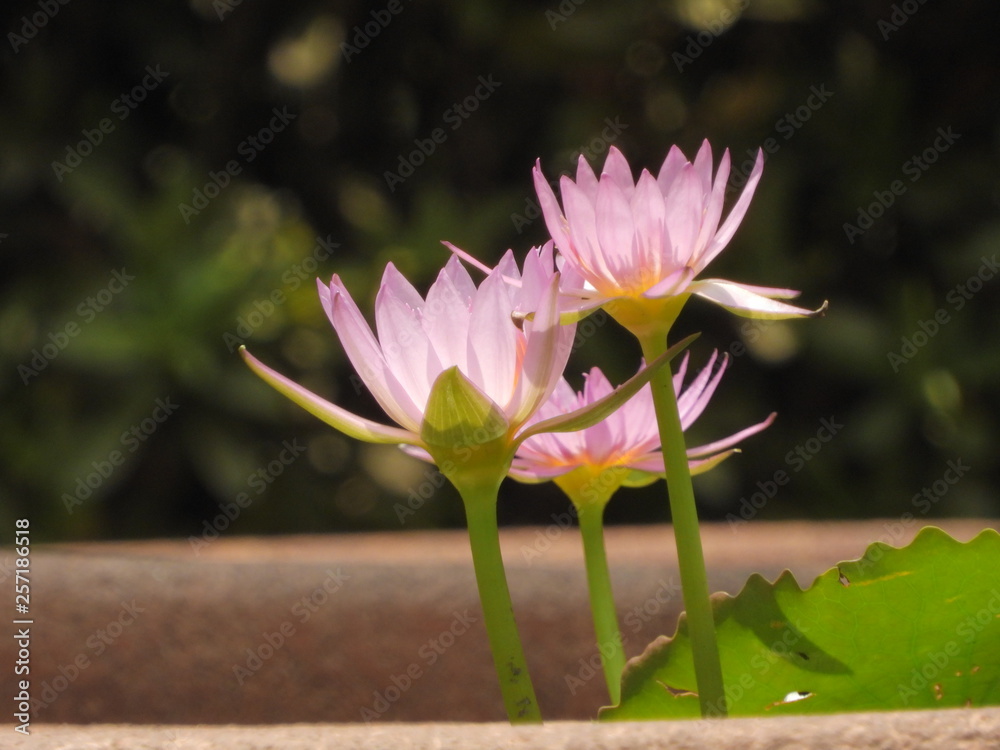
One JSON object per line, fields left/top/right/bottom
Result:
{"left": 241, "top": 143, "right": 1000, "bottom": 723}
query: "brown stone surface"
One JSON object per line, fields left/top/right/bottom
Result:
{"left": 1, "top": 520, "right": 996, "bottom": 727}
{"left": 7, "top": 710, "right": 1000, "bottom": 750}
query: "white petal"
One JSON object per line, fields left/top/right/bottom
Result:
{"left": 322, "top": 276, "right": 423, "bottom": 431}
{"left": 700, "top": 148, "right": 763, "bottom": 270}
{"left": 375, "top": 267, "right": 442, "bottom": 409}
{"left": 692, "top": 279, "right": 828, "bottom": 319}
{"left": 423, "top": 255, "right": 474, "bottom": 370}
{"left": 466, "top": 271, "right": 519, "bottom": 408}
{"left": 509, "top": 272, "right": 569, "bottom": 426}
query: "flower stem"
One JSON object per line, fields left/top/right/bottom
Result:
{"left": 639, "top": 333, "right": 727, "bottom": 718}
{"left": 576, "top": 502, "right": 626, "bottom": 704}
{"left": 462, "top": 488, "right": 542, "bottom": 724}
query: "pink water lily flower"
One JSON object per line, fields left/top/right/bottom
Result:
{"left": 510, "top": 350, "right": 775, "bottom": 488}
{"left": 240, "top": 245, "right": 576, "bottom": 450}
{"left": 533, "top": 142, "right": 827, "bottom": 329}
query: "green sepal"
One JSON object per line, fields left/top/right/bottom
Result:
{"left": 239, "top": 346, "right": 419, "bottom": 445}
{"left": 514, "top": 333, "right": 699, "bottom": 448}
{"left": 420, "top": 366, "right": 513, "bottom": 494}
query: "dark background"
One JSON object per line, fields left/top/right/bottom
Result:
{"left": 2, "top": 0, "right": 998, "bottom": 542}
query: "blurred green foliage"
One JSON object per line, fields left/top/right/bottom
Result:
{"left": 1, "top": 0, "right": 998, "bottom": 541}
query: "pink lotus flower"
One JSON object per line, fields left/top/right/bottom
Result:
{"left": 240, "top": 245, "right": 575, "bottom": 451}
{"left": 533, "top": 142, "right": 827, "bottom": 326}
{"left": 510, "top": 351, "right": 775, "bottom": 487}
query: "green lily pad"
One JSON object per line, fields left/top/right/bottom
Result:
{"left": 602, "top": 526, "right": 1000, "bottom": 720}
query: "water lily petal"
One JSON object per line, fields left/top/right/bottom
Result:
{"left": 514, "top": 333, "right": 697, "bottom": 447}
{"left": 533, "top": 142, "right": 826, "bottom": 331}
{"left": 691, "top": 139, "right": 715, "bottom": 195}
{"left": 656, "top": 144, "right": 688, "bottom": 194}
{"left": 661, "top": 164, "right": 704, "bottom": 267}
{"left": 692, "top": 279, "right": 828, "bottom": 319}
{"left": 508, "top": 457, "right": 575, "bottom": 483}
{"left": 719, "top": 280, "right": 802, "bottom": 299}
{"left": 423, "top": 255, "right": 475, "bottom": 371}
{"left": 561, "top": 175, "right": 615, "bottom": 287}
{"left": 575, "top": 153, "right": 601, "bottom": 201}
{"left": 676, "top": 350, "right": 725, "bottom": 429}
{"left": 579, "top": 367, "right": 617, "bottom": 463}
{"left": 601, "top": 146, "right": 636, "bottom": 199}
{"left": 641, "top": 266, "right": 693, "bottom": 299}
{"left": 534, "top": 162, "right": 574, "bottom": 256}
{"left": 700, "top": 148, "right": 764, "bottom": 269}
{"left": 685, "top": 412, "right": 777, "bottom": 458}
{"left": 467, "top": 270, "right": 520, "bottom": 409}
{"left": 694, "top": 147, "right": 730, "bottom": 258}
{"left": 518, "top": 245, "right": 547, "bottom": 308}
{"left": 511, "top": 342, "right": 775, "bottom": 491}
{"left": 631, "top": 170, "right": 667, "bottom": 284}
{"left": 240, "top": 347, "right": 420, "bottom": 445}
{"left": 375, "top": 263, "right": 442, "bottom": 409}
{"left": 321, "top": 277, "right": 423, "bottom": 431}
{"left": 595, "top": 177, "right": 637, "bottom": 282}
{"left": 509, "top": 272, "right": 567, "bottom": 426}
{"left": 622, "top": 448, "right": 735, "bottom": 477}
{"left": 441, "top": 239, "right": 496, "bottom": 277}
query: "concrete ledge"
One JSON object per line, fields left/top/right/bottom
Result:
{"left": 2, "top": 520, "right": 995, "bottom": 727}
{"left": 8, "top": 709, "right": 1000, "bottom": 749}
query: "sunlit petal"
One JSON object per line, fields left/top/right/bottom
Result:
{"left": 241, "top": 347, "right": 420, "bottom": 445}
{"left": 321, "top": 277, "right": 423, "bottom": 431}
{"left": 692, "top": 279, "right": 828, "bottom": 319}
{"left": 530, "top": 141, "right": 825, "bottom": 332}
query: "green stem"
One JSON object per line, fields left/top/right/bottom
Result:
{"left": 576, "top": 502, "right": 626, "bottom": 704}
{"left": 462, "top": 489, "right": 542, "bottom": 724}
{"left": 639, "top": 333, "right": 727, "bottom": 718}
